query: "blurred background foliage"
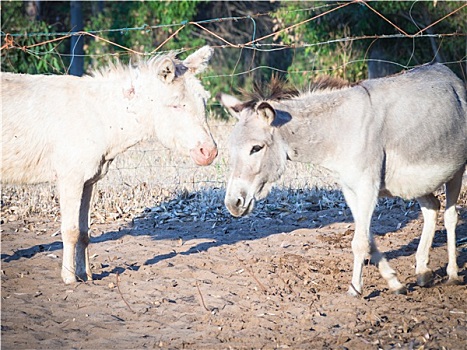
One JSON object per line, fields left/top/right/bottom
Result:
{"left": 275, "top": 1, "right": 466, "bottom": 85}
{"left": 1, "top": 1, "right": 466, "bottom": 118}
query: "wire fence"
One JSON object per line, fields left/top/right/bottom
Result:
{"left": 100, "top": 119, "right": 337, "bottom": 197}
{"left": 1, "top": 1, "right": 466, "bottom": 68}
{"left": 1, "top": 1, "right": 466, "bottom": 220}
{"left": 0, "top": 119, "right": 339, "bottom": 222}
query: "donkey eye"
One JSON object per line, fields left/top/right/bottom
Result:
{"left": 250, "top": 145, "right": 264, "bottom": 155}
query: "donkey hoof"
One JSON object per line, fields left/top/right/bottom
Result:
{"left": 75, "top": 271, "right": 93, "bottom": 283}
{"left": 347, "top": 284, "right": 362, "bottom": 297}
{"left": 393, "top": 286, "right": 407, "bottom": 295}
{"left": 75, "top": 275, "right": 90, "bottom": 283}
{"left": 62, "top": 275, "right": 77, "bottom": 285}
{"left": 416, "top": 271, "right": 433, "bottom": 287}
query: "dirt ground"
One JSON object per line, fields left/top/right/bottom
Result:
{"left": 1, "top": 191, "right": 466, "bottom": 349}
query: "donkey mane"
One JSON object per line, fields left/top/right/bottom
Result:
{"left": 240, "top": 76, "right": 299, "bottom": 109}
{"left": 240, "top": 75, "right": 352, "bottom": 109}
{"left": 306, "top": 75, "right": 352, "bottom": 93}
{"left": 89, "top": 52, "right": 182, "bottom": 79}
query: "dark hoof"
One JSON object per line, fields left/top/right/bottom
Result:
{"left": 394, "top": 286, "right": 407, "bottom": 295}
{"left": 76, "top": 273, "right": 92, "bottom": 283}
{"left": 416, "top": 271, "right": 433, "bottom": 287}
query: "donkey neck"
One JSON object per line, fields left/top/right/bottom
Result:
{"left": 272, "top": 86, "right": 370, "bottom": 170}
{"left": 86, "top": 77, "right": 158, "bottom": 159}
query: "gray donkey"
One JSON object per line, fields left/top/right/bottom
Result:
{"left": 219, "top": 63, "right": 466, "bottom": 295}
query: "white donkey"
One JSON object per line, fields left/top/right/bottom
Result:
{"left": 2, "top": 46, "right": 217, "bottom": 284}
{"left": 219, "top": 63, "right": 466, "bottom": 295}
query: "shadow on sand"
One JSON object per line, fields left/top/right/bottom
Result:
{"left": 2, "top": 187, "right": 466, "bottom": 284}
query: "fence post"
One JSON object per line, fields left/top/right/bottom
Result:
{"left": 70, "top": 0, "right": 84, "bottom": 76}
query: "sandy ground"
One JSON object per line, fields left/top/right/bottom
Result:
{"left": 1, "top": 191, "right": 466, "bottom": 350}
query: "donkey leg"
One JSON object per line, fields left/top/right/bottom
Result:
{"left": 415, "top": 194, "right": 440, "bottom": 287}
{"left": 59, "top": 181, "right": 83, "bottom": 284}
{"left": 75, "top": 182, "right": 94, "bottom": 282}
{"left": 370, "top": 239, "right": 407, "bottom": 294}
{"left": 342, "top": 187, "right": 373, "bottom": 296}
{"left": 343, "top": 184, "right": 405, "bottom": 296}
{"left": 444, "top": 167, "right": 464, "bottom": 285}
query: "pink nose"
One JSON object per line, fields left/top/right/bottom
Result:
{"left": 190, "top": 143, "right": 218, "bottom": 166}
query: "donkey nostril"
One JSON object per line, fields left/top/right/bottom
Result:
{"left": 236, "top": 197, "right": 244, "bottom": 208}
{"left": 199, "top": 147, "right": 213, "bottom": 160}
{"left": 196, "top": 142, "right": 218, "bottom": 163}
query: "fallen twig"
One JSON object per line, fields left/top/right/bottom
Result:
{"left": 116, "top": 272, "right": 136, "bottom": 313}
{"left": 196, "top": 280, "right": 210, "bottom": 312}
{"left": 235, "top": 255, "right": 268, "bottom": 294}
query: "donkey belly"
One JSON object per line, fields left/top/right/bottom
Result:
{"left": 1, "top": 150, "right": 55, "bottom": 184}
{"left": 1, "top": 135, "right": 55, "bottom": 185}
{"left": 382, "top": 161, "right": 463, "bottom": 199}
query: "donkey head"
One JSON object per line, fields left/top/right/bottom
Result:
{"left": 219, "top": 93, "right": 289, "bottom": 217}
{"left": 128, "top": 46, "right": 217, "bottom": 166}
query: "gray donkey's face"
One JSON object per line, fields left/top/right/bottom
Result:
{"left": 219, "top": 94, "right": 288, "bottom": 217}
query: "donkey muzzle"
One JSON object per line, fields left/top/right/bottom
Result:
{"left": 225, "top": 194, "right": 255, "bottom": 217}
{"left": 190, "top": 142, "right": 218, "bottom": 166}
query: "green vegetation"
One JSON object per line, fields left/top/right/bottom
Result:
{"left": 2, "top": 1, "right": 465, "bottom": 115}
{"left": 1, "top": 2, "right": 64, "bottom": 74}
{"left": 275, "top": 1, "right": 466, "bottom": 85}
{"left": 84, "top": 1, "right": 204, "bottom": 67}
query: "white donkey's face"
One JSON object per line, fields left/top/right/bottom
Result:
{"left": 219, "top": 94, "right": 288, "bottom": 217}
{"left": 133, "top": 46, "right": 218, "bottom": 166}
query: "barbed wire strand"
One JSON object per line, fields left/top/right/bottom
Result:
{"left": 150, "top": 24, "right": 187, "bottom": 54}
{"left": 2, "top": 1, "right": 464, "bottom": 55}
{"left": 244, "top": 0, "right": 359, "bottom": 46}
{"left": 190, "top": 22, "right": 238, "bottom": 48}
{"left": 362, "top": 1, "right": 410, "bottom": 37}
{"left": 1, "top": 1, "right": 465, "bottom": 75}
{"left": 0, "top": 3, "right": 339, "bottom": 39}
{"left": 363, "top": 1, "right": 466, "bottom": 38}
{"left": 413, "top": 3, "right": 467, "bottom": 37}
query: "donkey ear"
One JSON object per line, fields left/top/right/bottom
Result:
{"left": 217, "top": 93, "right": 244, "bottom": 120}
{"left": 183, "top": 46, "right": 214, "bottom": 75}
{"left": 157, "top": 57, "right": 176, "bottom": 83}
{"left": 256, "top": 102, "right": 276, "bottom": 125}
